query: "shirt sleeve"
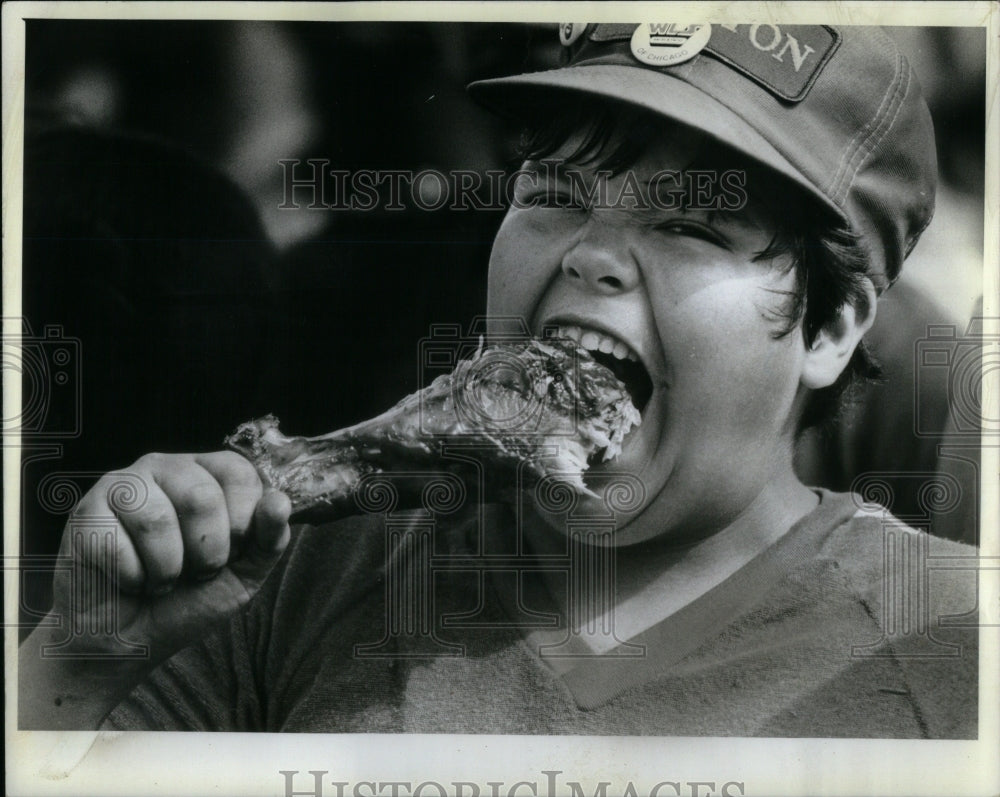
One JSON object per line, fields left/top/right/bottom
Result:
{"left": 824, "top": 511, "right": 981, "bottom": 738}
{"left": 100, "top": 513, "right": 392, "bottom": 731}
{"left": 100, "top": 538, "right": 290, "bottom": 732}
{"left": 101, "top": 607, "right": 266, "bottom": 731}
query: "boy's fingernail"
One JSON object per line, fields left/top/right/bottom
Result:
{"left": 150, "top": 581, "right": 175, "bottom": 597}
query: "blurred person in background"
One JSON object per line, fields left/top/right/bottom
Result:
{"left": 794, "top": 27, "right": 986, "bottom": 545}
{"left": 20, "top": 118, "right": 276, "bottom": 634}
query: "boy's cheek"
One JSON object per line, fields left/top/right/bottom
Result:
{"left": 641, "top": 257, "right": 775, "bottom": 317}
{"left": 659, "top": 297, "right": 802, "bottom": 420}
{"left": 495, "top": 205, "right": 589, "bottom": 256}
{"left": 487, "top": 217, "right": 573, "bottom": 317}
{"left": 650, "top": 275, "right": 792, "bottom": 354}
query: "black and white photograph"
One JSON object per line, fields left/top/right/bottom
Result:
{"left": 4, "top": 2, "right": 998, "bottom": 795}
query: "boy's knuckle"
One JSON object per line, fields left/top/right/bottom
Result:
{"left": 136, "top": 451, "right": 168, "bottom": 471}
{"left": 177, "top": 481, "right": 224, "bottom": 516}
{"left": 225, "top": 455, "right": 262, "bottom": 488}
{"left": 136, "top": 505, "right": 177, "bottom": 537}
{"left": 202, "top": 550, "right": 229, "bottom": 572}
{"left": 74, "top": 481, "right": 109, "bottom": 516}
{"left": 157, "top": 558, "right": 183, "bottom": 582}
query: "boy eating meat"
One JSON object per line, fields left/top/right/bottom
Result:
{"left": 20, "top": 24, "right": 978, "bottom": 737}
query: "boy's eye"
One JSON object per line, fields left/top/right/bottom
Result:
{"left": 654, "top": 220, "right": 729, "bottom": 248}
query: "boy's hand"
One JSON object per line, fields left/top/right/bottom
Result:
{"left": 19, "top": 451, "right": 290, "bottom": 729}
{"left": 53, "top": 451, "right": 291, "bottom": 663}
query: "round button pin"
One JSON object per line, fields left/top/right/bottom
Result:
{"left": 630, "top": 24, "right": 711, "bottom": 67}
{"left": 559, "top": 23, "right": 587, "bottom": 47}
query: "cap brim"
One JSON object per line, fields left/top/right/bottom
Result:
{"left": 469, "top": 64, "right": 844, "bottom": 221}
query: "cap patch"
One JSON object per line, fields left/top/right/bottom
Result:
{"left": 630, "top": 24, "right": 712, "bottom": 67}
{"left": 704, "top": 24, "right": 840, "bottom": 101}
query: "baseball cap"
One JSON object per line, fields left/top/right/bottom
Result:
{"left": 469, "top": 24, "right": 937, "bottom": 291}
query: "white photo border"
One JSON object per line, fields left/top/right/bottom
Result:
{"left": 4, "top": 3, "right": 998, "bottom": 796}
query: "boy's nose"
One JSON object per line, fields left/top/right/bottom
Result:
{"left": 560, "top": 226, "right": 640, "bottom": 295}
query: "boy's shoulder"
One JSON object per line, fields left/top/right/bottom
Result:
{"left": 817, "top": 490, "right": 980, "bottom": 619}
{"left": 751, "top": 491, "right": 980, "bottom": 738}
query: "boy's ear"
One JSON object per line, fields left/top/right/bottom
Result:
{"left": 800, "top": 278, "right": 878, "bottom": 390}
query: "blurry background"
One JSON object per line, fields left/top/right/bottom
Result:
{"left": 17, "top": 22, "right": 986, "bottom": 630}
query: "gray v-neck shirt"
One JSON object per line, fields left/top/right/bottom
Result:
{"left": 103, "top": 491, "right": 978, "bottom": 737}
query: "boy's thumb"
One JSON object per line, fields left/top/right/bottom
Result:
{"left": 231, "top": 488, "right": 291, "bottom": 593}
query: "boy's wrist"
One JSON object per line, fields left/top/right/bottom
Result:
{"left": 18, "top": 616, "right": 155, "bottom": 730}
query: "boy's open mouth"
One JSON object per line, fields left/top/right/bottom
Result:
{"left": 590, "top": 349, "right": 653, "bottom": 414}
{"left": 553, "top": 324, "right": 654, "bottom": 414}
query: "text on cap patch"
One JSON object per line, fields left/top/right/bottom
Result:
{"left": 704, "top": 24, "right": 840, "bottom": 101}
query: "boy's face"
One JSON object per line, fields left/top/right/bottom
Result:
{"left": 487, "top": 122, "right": 811, "bottom": 545}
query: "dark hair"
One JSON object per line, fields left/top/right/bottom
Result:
{"left": 517, "top": 99, "right": 881, "bottom": 432}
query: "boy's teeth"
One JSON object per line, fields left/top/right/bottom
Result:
{"left": 556, "top": 325, "right": 638, "bottom": 363}
{"left": 561, "top": 325, "right": 582, "bottom": 343}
